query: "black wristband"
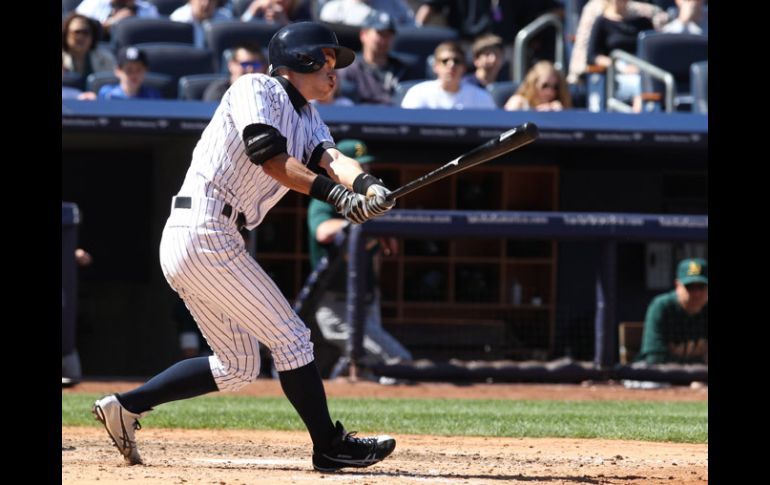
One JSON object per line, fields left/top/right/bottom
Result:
{"left": 353, "top": 173, "right": 382, "bottom": 195}
{"left": 309, "top": 175, "right": 337, "bottom": 202}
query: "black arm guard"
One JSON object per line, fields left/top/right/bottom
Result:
{"left": 353, "top": 173, "right": 385, "bottom": 195}
{"left": 242, "top": 123, "right": 287, "bottom": 165}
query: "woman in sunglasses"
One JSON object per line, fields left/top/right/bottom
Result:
{"left": 61, "top": 12, "right": 116, "bottom": 79}
{"left": 504, "top": 60, "right": 572, "bottom": 111}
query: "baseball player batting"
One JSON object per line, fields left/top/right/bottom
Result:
{"left": 92, "top": 22, "right": 397, "bottom": 472}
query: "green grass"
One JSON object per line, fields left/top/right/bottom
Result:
{"left": 64, "top": 393, "right": 707, "bottom": 443}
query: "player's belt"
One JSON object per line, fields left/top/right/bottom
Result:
{"left": 173, "top": 196, "right": 246, "bottom": 231}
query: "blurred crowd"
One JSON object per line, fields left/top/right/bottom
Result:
{"left": 62, "top": 0, "right": 707, "bottom": 111}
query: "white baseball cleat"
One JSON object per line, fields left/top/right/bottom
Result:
{"left": 92, "top": 394, "right": 148, "bottom": 465}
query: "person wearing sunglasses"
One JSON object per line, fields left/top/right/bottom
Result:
{"left": 637, "top": 258, "right": 708, "bottom": 365}
{"left": 203, "top": 42, "right": 268, "bottom": 102}
{"left": 62, "top": 13, "right": 116, "bottom": 79}
{"left": 400, "top": 41, "right": 496, "bottom": 110}
{"left": 504, "top": 60, "right": 572, "bottom": 111}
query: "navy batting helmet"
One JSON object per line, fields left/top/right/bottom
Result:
{"left": 267, "top": 22, "right": 355, "bottom": 75}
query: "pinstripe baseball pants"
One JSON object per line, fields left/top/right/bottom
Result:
{"left": 160, "top": 196, "right": 314, "bottom": 391}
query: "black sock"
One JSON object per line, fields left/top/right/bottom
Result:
{"left": 117, "top": 357, "right": 218, "bottom": 414}
{"left": 278, "top": 362, "right": 336, "bottom": 452}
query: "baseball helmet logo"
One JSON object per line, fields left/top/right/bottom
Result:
{"left": 268, "top": 22, "right": 355, "bottom": 75}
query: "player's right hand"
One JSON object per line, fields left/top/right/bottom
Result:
{"left": 365, "top": 184, "right": 395, "bottom": 215}
{"left": 327, "top": 184, "right": 388, "bottom": 224}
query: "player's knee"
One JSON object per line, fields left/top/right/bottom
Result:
{"left": 268, "top": 330, "right": 315, "bottom": 371}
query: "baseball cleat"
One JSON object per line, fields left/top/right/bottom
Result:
{"left": 92, "top": 394, "right": 148, "bottom": 465}
{"left": 312, "top": 421, "right": 396, "bottom": 472}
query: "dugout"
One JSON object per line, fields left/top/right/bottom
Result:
{"left": 62, "top": 101, "right": 707, "bottom": 379}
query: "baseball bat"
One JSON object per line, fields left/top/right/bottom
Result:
{"left": 385, "top": 122, "right": 539, "bottom": 201}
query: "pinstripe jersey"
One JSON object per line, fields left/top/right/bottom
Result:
{"left": 159, "top": 74, "right": 334, "bottom": 389}
{"left": 177, "top": 73, "right": 333, "bottom": 228}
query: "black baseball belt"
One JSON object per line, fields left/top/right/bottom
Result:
{"left": 173, "top": 196, "right": 246, "bottom": 231}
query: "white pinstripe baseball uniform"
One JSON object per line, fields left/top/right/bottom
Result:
{"left": 160, "top": 73, "right": 333, "bottom": 391}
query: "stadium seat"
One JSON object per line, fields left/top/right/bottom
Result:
{"left": 146, "top": 0, "right": 188, "bottom": 16}
{"left": 636, "top": 31, "right": 708, "bottom": 111}
{"left": 389, "top": 51, "right": 423, "bottom": 81}
{"left": 231, "top": 0, "right": 256, "bottom": 18}
{"left": 63, "top": 71, "right": 86, "bottom": 91}
{"left": 62, "top": 0, "right": 81, "bottom": 15}
{"left": 204, "top": 20, "right": 280, "bottom": 72}
{"left": 486, "top": 81, "right": 520, "bottom": 108}
{"left": 111, "top": 17, "right": 195, "bottom": 50}
{"left": 391, "top": 79, "right": 425, "bottom": 107}
{"left": 86, "top": 71, "right": 176, "bottom": 98}
{"left": 318, "top": 21, "right": 362, "bottom": 54}
{"left": 133, "top": 42, "right": 215, "bottom": 85}
{"left": 178, "top": 73, "right": 229, "bottom": 100}
{"left": 392, "top": 26, "right": 459, "bottom": 74}
{"left": 690, "top": 61, "right": 707, "bottom": 114}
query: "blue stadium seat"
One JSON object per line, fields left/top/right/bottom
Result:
{"left": 636, "top": 31, "right": 708, "bottom": 111}
{"left": 178, "top": 73, "right": 229, "bottom": 100}
{"left": 391, "top": 79, "right": 426, "bottom": 107}
{"left": 63, "top": 71, "right": 86, "bottom": 91}
{"left": 690, "top": 60, "right": 707, "bottom": 114}
{"left": 111, "top": 17, "right": 195, "bottom": 50}
{"left": 319, "top": 21, "right": 362, "bottom": 54}
{"left": 62, "top": 0, "right": 81, "bottom": 15}
{"left": 146, "top": 0, "right": 188, "bottom": 16}
{"left": 204, "top": 20, "right": 280, "bottom": 72}
{"left": 392, "top": 26, "right": 459, "bottom": 74}
{"left": 133, "top": 42, "right": 215, "bottom": 84}
{"left": 86, "top": 71, "right": 176, "bottom": 98}
{"left": 486, "top": 81, "right": 520, "bottom": 108}
{"left": 232, "top": 0, "right": 256, "bottom": 18}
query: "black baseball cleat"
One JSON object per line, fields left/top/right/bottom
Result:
{"left": 312, "top": 421, "right": 396, "bottom": 472}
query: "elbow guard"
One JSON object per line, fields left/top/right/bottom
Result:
{"left": 242, "top": 123, "right": 287, "bottom": 165}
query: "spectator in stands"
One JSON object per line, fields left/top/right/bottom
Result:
{"left": 504, "top": 60, "right": 571, "bottom": 111}
{"left": 337, "top": 11, "right": 421, "bottom": 105}
{"left": 320, "top": 0, "right": 416, "bottom": 28}
{"left": 240, "top": 0, "right": 312, "bottom": 24}
{"left": 401, "top": 41, "right": 496, "bottom": 110}
{"left": 587, "top": 0, "right": 654, "bottom": 102}
{"left": 97, "top": 46, "right": 162, "bottom": 100}
{"left": 75, "top": 0, "right": 160, "bottom": 40}
{"left": 567, "top": 0, "right": 668, "bottom": 84}
{"left": 462, "top": 33, "right": 505, "bottom": 89}
{"left": 62, "top": 13, "right": 117, "bottom": 79}
{"left": 202, "top": 41, "right": 267, "bottom": 102}
{"left": 662, "top": 0, "right": 707, "bottom": 35}
{"left": 307, "top": 139, "right": 412, "bottom": 377}
{"left": 637, "top": 258, "right": 708, "bottom": 365}
{"left": 170, "top": 0, "right": 233, "bottom": 48}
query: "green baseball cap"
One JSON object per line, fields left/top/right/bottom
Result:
{"left": 677, "top": 258, "right": 708, "bottom": 285}
{"left": 336, "top": 139, "right": 374, "bottom": 164}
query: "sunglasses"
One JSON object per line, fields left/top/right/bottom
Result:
{"left": 684, "top": 282, "right": 707, "bottom": 292}
{"left": 239, "top": 61, "right": 263, "bottom": 70}
{"left": 438, "top": 57, "right": 463, "bottom": 66}
{"left": 70, "top": 28, "right": 92, "bottom": 36}
{"left": 539, "top": 82, "right": 559, "bottom": 90}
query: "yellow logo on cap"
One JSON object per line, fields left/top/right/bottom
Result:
{"left": 687, "top": 261, "right": 702, "bottom": 276}
{"left": 355, "top": 143, "right": 366, "bottom": 158}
